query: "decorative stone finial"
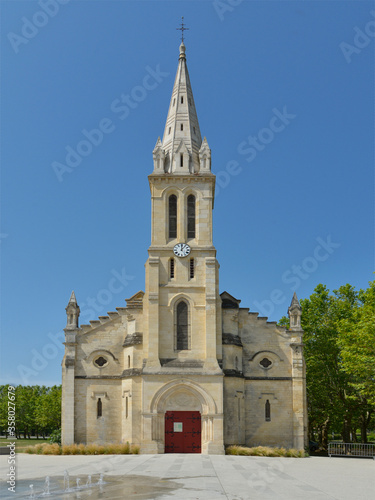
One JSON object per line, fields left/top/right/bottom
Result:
{"left": 179, "top": 42, "right": 186, "bottom": 59}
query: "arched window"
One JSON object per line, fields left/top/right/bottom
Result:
{"left": 97, "top": 398, "right": 102, "bottom": 418}
{"left": 187, "top": 195, "right": 195, "bottom": 238}
{"left": 176, "top": 301, "right": 189, "bottom": 350}
{"left": 265, "top": 400, "right": 271, "bottom": 422}
{"left": 169, "top": 195, "right": 177, "bottom": 239}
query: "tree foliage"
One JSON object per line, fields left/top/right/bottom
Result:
{"left": 0, "top": 385, "right": 61, "bottom": 438}
{"left": 279, "top": 281, "right": 375, "bottom": 447}
{"left": 337, "top": 281, "right": 375, "bottom": 405}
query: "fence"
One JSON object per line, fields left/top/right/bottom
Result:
{"left": 328, "top": 442, "right": 375, "bottom": 458}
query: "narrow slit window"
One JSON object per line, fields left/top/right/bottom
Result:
{"left": 181, "top": 123, "right": 183, "bottom": 131}
{"left": 189, "top": 98, "right": 192, "bottom": 105}
{"left": 187, "top": 195, "right": 196, "bottom": 238}
{"left": 238, "top": 397, "right": 241, "bottom": 421}
{"left": 173, "top": 98, "right": 176, "bottom": 106}
{"left": 168, "top": 127, "right": 171, "bottom": 135}
{"left": 176, "top": 301, "right": 189, "bottom": 350}
{"left": 125, "top": 397, "right": 128, "bottom": 419}
{"left": 170, "top": 258, "right": 175, "bottom": 279}
{"left": 181, "top": 96, "right": 184, "bottom": 104}
{"left": 97, "top": 398, "right": 102, "bottom": 418}
{"left": 193, "top": 126, "right": 196, "bottom": 134}
{"left": 169, "top": 195, "right": 177, "bottom": 239}
{"left": 127, "top": 355, "right": 130, "bottom": 368}
{"left": 180, "top": 154, "right": 183, "bottom": 167}
{"left": 189, "top": 258, "right": 194, "bottom": 279}
{"left": 265, "top": 400, "right": 271, "bottom": 422}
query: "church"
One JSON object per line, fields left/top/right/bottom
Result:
{"left": 61, "top": 39, "right": 307, "bottom": 454}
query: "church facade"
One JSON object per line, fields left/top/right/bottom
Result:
{"left": 61, "top": 42, "right": 307, "bottom": 454}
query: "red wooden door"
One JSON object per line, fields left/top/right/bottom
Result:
{"left": 165, "top": 411, "right": 201, "bottom": 453}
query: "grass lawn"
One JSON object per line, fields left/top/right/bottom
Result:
{"left": 0, "top": 437, "right": 49, "bottom": 452}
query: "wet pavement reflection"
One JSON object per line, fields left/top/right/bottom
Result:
{"left": 1, "top": 474, "right": 182, "bottom": 499}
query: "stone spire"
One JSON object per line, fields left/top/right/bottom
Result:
{"left": 152, "top": 42, "right": 211, "bottom": 175}
{"left": 65, "top": 290, "right": 80, "bottom": 329}
{"left": 288, "top": 292, "right": 302, "bottom": 330}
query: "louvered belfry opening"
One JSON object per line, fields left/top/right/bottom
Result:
{"left": 176, "top": 301, "right": 189, "bottom": 350}
{"left": 189, "top": 258, "right": 194, "bottom": 279}
{"left": 169, "top": 195, "right": 177, "bottom": 238}
{"left": 187, "top": 195, "right": 195, "bottom": 238}
{"left": 170, "top": 258, "right": 175, "bottom": 279}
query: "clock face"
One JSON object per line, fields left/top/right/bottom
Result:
{"left": 173, "top": 243, "right": 191, "bottom": 258}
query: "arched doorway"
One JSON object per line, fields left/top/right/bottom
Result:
{"left": 148, "top": 379, "right": 222, "bottom": 454}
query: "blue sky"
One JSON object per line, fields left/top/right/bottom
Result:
{"left": 1, "top": 1, "right": 374, "bottom": 386}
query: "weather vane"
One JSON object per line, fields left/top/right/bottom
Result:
{"left": 176, "top": 16, "right": 189, "bottom": 43}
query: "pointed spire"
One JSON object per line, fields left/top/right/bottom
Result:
{"left": 290, "top": 292, "right": 300, "bottom": 308}
{"left": 154, "top": 42, "right": 205, "bottom": 175}
{"left": 68, "top": 290, "right": 77, "bottom": 304}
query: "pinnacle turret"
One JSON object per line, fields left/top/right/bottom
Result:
{"left": 288, "top": 292, "right": 302, "bottom": 330}
{"left": 65, "top": 290, "right": 80, "bottom": 329}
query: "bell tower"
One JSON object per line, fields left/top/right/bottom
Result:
{"left": 143, "top": 41, "right": 221, "bottom": 374}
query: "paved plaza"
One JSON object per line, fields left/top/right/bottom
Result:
{"left": 1, "top": 453, "right": 374, "bottom": 499}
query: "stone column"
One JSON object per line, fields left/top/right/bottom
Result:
{"left": 291, "top": 340, "right": 307, "bottom": 450}
{"left": 204, "top": 258, "right": 221, "bottom": 372}
{"left": 144, "top": 257, "right": 161, "bottom": 371}
{"left": 62, "top": 328, "right": 79, "bottom": 445}
{"left": 62, "top": 292, "right": 80, "bottom": 446}
{"left": 288, "top": 292, "right": 307, "bottom": 450}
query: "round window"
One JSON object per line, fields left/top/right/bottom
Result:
{"left": 94, "top": 356, "right": 108, "bottom": 368}
{"left": 259, "top": 357, "right": 272, "bottom": 369}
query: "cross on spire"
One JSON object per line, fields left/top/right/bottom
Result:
{"left": 176, "top": 16, "right": 189, "bottom": 43}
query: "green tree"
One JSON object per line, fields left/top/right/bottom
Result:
{"left": 0, "top": 385, "right": 62, "bottom": 438}
{"left": 280, "top": 282, "right": 375, "bottom": 447}
{"left": 35, "top": 386, "right": 62, "bottom": 435}
{"left": 15, "top": 386, "right": 44, "bottom": 438}
{"left": 337, "top": 281, "right": 375, "bottom": 441}
{"left": 338, "top": 281, "right": 375, "bottom": 404}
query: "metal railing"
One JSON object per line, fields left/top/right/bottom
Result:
{"left": 328, "top": 442, "right": 375, "bottom": 458}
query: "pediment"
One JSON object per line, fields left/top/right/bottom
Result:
{"left": 174, "top": 139, "right": 190, "bottom": 155}
{"left": 220, "top": 291, "right": 241, "bottom": 309}
{"left": 126, "top": 290, "right": 144, "bottom": 308}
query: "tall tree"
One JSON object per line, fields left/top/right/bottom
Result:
{"left": 279, "top": 282, "right": 375, "bottom": 447}
{"left": 337, "top": 281, "right": 375, "bottom": 442}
